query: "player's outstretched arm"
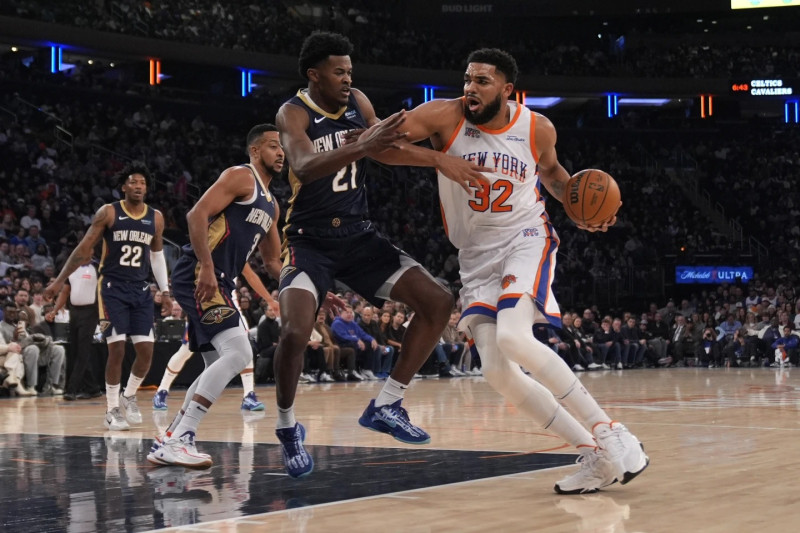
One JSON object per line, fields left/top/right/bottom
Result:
{"left": 276, "top": 98, "right": 406, "bottom": 184}
{"left": 349, "top": 96, "right": 491, "bottom": 193}
{"left": 242, "top": 262, "right": 278, "bottom": 314}
{"left": 44, "top": 205, "right": 111, "bottom": 299}
{"left": 535, "top": 114, "right": 618, "bottom": 232}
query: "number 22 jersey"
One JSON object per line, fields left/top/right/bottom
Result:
{"left": 99, "top": 201, "right": 156, "bottom": 283}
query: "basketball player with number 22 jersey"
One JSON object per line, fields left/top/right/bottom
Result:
{"left": 388, "top": 48, "right": 649, "bottom": 495}
{"left": 46, "top": 165, "right": 172, "bottom": 432}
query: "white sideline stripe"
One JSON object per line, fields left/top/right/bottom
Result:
{"left": 152, "top": 463, "right": 573, "bottom": 532}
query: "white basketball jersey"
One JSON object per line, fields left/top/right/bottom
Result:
{"left": 438, "top": 101, "right": 546, "bottom": 252}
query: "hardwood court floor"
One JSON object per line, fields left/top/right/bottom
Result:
{"left": 2, "top": 367, "right": 800, "bottom": 532}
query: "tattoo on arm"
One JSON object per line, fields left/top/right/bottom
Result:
{"left": 549, "top": 178, "right": 565, "bottom": 199}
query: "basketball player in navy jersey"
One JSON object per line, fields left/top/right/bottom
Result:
{"left": 147, "top": 124, "right": 283, "bottom": 468}
{"left": 46, "top": 165, "right": 171, "bottom": 431}
{"left": 273, "top": 31, "right": 492, "bottom": 478}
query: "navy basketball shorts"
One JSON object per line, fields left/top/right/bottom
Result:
{"left": 98, "top": 278, "right": 155, "bottom": 340}
{"left": 171, "top": 254, "right": 243, "bottom": 353}
{"left": 279, "top": 221, "right": 417, "bottom": 308}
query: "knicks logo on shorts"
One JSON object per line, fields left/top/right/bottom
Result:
{"left": 200, "top": 306, "right": 237, "bottom": 325}
{"left": 501, "top": 274, "right": 517, "bottom": 289}
{"left": 280, "top": 265, "right": 297, "bottom": 281}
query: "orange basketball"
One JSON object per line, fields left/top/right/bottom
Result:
{"left": 562, "top": 169, "right": 621, "bottom": 227}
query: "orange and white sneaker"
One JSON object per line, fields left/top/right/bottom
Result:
{"left": 554, "top": 448, "right": 617, "bottom": 494}
{"left": 593, "top": 421, "right": 649, "bottom": 484}
{"left": 146, "top": 430, "right": 212, "bottom": 469}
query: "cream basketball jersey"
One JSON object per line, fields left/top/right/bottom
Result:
{"left": 438, "top": 100, "right": 547, "bottom": 252}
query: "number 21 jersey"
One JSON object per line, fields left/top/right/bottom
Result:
{"left": 282, "top": 89, "right": 369, "bottom": 235}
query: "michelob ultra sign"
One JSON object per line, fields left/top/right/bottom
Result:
{"left": 676, "top": 266, "right": 754, "bottom": 284}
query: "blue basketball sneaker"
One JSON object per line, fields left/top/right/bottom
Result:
{"left": 276, "top": 423, "right": 313, "bottom": 478}
{"left": 152, "top": 389, "right": 168, "bottom": 411}
{"left": 241, "top": 391, "right": 265, "bottom": 411}
{"left": 358, "top": 399, "right": 431, "bottom": 444}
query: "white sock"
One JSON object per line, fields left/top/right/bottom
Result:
{"left": 551, "top": 376, "right": 612, "bottom": 429}
{"left": 173, "top": 401, "right": 207, "bottom": 436}
{"left": 544, "top": 405, "right": 597, "bottom": 450}
{"left": 240, "top": 360, "right": 255, "bottom": 397}
{"left": 123, "top": 373, "right": 145, "bottom": 399}
{"left": 158, "top": 368, "right": 179, "bottom": 393}
{"left": 375, "top": 377, "right": 406, "bottom": 407}
{"left": 159, "top": 343, "right": 193, "bottom": 391}
{"left": 167, "top": 410, "right": 184, "bottom": 436}
{"left": 276, "top": 406, "right": 296, "bottom": 429}
{"left": 106, "top": 383, "right": 120, "bottom": 410}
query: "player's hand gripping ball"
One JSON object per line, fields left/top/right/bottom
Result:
{"left": 562, "top": 169, "right": 621, "bottom": 228}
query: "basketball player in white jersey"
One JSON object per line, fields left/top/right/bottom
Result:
{"left": 363, "top": 48, "right": 649, "bottom": 493}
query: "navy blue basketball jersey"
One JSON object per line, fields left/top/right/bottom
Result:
{"left": 99, "top": 202, "right": 156, "bottom": 282}
{"left": 182, "top": 164, "right": 277, "bottom": 282}
{"left": 283, "top": 89, "right": 369, "bottom": 233}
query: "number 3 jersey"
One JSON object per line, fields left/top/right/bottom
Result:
{"left": 282, "top": 89, "right": 369, "bottom": 236}
{"left": 438, "top": 100, "right": 549, "bottom": 252}
{"left": 180, "top": 164, "right": 277, "bottom": 285}
{"left": 100, "top": 201, "right": 156, "bottom": 283}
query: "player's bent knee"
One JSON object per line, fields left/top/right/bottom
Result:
{"left": 481, "top": 360, "right": 503, "bottom": 385}
{"left": 280, "top": 327, "right": 313, "bottom": 353}
{"left": 495, "top": 324, "right": 524, "bottom": 359}
{"left": 210, "top": 329, "right": 252, "bottom": 371}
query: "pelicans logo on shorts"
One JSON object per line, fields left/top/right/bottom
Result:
{"left": 280, "top": 265, "right": 297, "bottom": 280}
{"left": 200, "top": 306, "right": 237, "bottom": 325}
{"left": 501, "top": 274, "right": 517, "bottom": 289}
{"left": 99, "top": 320, "right": 111, "bottom": 332}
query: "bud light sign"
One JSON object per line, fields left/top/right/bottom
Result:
{"left": 675, "top": 266, "right": 753, "bottom": 284}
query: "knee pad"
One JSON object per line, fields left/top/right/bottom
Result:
{"left": 210, "top": 327, "right": 254, "bottom": 372}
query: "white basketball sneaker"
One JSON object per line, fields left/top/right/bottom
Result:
{"left": 554, "top": 448, "right": 617, "bottom": 494}
{"left": 593, "top": 421, "right": 649, "bottom": 484}
{"left": 148, "top": 432, "right": 212, "bottom": 466}
{"left": 104, "top": 407, "right": 130, "bottom": 431}
{"left": 120, "top": 393, "right": 143, "bottom": 424}
{"left": 147, "top": 430, "right": 213, "bottom": 469}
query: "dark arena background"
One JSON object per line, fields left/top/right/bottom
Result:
{"left": 1, "top": 1, "right": 800, "bottom": 532}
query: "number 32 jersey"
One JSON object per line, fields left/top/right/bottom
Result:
{"left": 100, "top": 201, "right": 156, "bottom": 283}
{"left": 282, "top": 89, "right": 369, "bottom": 235}
{"left": 438, "top": 100, "right": 547, "bottom": 252}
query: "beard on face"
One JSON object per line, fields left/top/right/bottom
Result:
{"left": 465, "top": 93, "right": 503, "bottom": 125}
{"left": 260, "top": 156, "right": 284, "bottom": 179}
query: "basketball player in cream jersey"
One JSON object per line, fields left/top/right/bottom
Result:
{"left": 376, "top": 48, "right": 649, "bottom": 494}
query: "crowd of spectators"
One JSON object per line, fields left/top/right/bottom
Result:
{"left": 2, "top": 3, "right": 800, "bottom": 397}
{"left": 4, "top": 0, "right": 800, "bottom": 79}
